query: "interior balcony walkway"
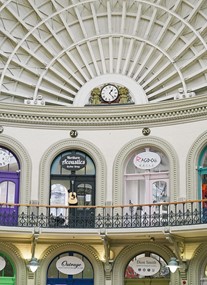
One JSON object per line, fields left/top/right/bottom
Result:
{"left": 0, "top": 200, "right": 207, "bottom": 229}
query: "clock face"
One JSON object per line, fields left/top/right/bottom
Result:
{"left": 0, "top": 149, "right": 10, "bottom": 167}
{"left": 101, "top": 84, "right": 119, "bottom": 102}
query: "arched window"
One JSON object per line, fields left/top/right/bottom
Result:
{"left": 124, "top": 252, "right": 170, "bottom": 284}
{"left": 197, "top": 146, "right": 207, "bottom": 209}
{"left": 124, "top": 147, "right": 169, "bottom": 213}
{"left": 50, "top": 150, "right": 96, "bottom": 228}
{"left": 47, "top": 251, "right": 94, "bottom": 285}
{"left": 0, "top": 147, "right": 20, "bottom": 226}
{"left": 0, "top": 254, "right": 15, "bottom": 285}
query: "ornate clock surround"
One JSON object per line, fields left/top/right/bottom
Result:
{"left": 89, "top": 84, "right": 133, "bottom": 106}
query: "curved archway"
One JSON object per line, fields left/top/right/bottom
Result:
{"left": 113, "top": 136, "right": 179, "bottom": 205}
{"left": 188, "top": 242, "right": 207, "bottom": 285}
{"left": 113, "top": 242, "right": 179, "bottom": 285}
{"left": 47, "top": 251, "right": 94, "bottom": 285}
{"left": 39, "top": 138, "right": 106, "bottom": 206}
{"left": 0, "top": 242, "right": 26, "bottom": 285}
{"left": 0, "top": 134, "right": 31, "bottom": 204}
{"left": 36, "top": 242, "right": 104, "bottom": 285}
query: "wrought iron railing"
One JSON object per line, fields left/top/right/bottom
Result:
{"left": 0, "top": 199, "right": 207, "bottom": 229}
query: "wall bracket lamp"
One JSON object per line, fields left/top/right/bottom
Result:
{"left": 27, "top": 257, "right": 39, "bottom": 273}
{"left": 27, "top": 228, "right": 40, "bottom": 273}
{"left": 166, "top": 257, "right": 180, "bottom": 273}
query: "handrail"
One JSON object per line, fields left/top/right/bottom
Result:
{"left": 0, "top": 199, "right": 206, "bottom": 229}
{"left": 0, "top": 199, "right": 207, "bottom": 209}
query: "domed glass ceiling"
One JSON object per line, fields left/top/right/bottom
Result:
{"left": 0, "top": 0, "right": 207, "bottom": 107}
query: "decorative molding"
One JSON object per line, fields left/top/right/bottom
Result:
{"left": 0, "top": 134, "right": 32, "bottom": 204}
{"left": 0, "top": 97, "right": 207, "bottom": 129}
{"left": 113, "top": 242, "right": 179, "bottom": 285}
{"left": 36, "top": 242, "right": 104, "bottom": 285}
{"left": 113, "top": 136, "right": 179, "bottom": 205}
{"left": 39, "top": 138, "right": 106, "bottom": 206}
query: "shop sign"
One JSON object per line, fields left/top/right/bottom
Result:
{"left": 60, "top": 154, "right": 86, "bottom": 170}
{"left": 56, "top": 256, "right": 85, "bottom": 275}
{"left": 0, "top": 256, "right": 6, "bottom": 271}
{"left": 133, "top": 151, "right": 161, "bottom": 169}
{"left": 131, "top": 257, "right": 160, "bottom": 276}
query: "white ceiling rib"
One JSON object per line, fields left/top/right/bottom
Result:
{"left": 0, "top": 0, "right": 206, "bottom": 106}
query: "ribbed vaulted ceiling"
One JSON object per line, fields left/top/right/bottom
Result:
{"left": 0, "top": 0, "right": 207, "bottom": 106}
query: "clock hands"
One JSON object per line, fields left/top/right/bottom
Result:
{"left": 100, "top": 84, "right": 118, "bottom": 102}
{"left": 109, "top": 88, "right": 117, "bottom": 99}
{"left": 109, "top": 89, "right": 113, "bottom": 99}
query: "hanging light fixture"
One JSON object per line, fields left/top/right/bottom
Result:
{"left": 27, "top": 257, "right": 39, "bottom": 273}
{"left": 166, "top": 257, "right": 180, "bottom": 273}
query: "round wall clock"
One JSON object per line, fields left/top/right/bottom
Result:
{"left": 101, "top": 84, "right": 119, "bottom": 102}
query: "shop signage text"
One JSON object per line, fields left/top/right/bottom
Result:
{"left": 56, "top": 256, "right": 85, "bottom": 275}
{"left": 131, "top": 256, "right": 160, "bottom": 276}
{"left": 60, "top": 154, "right": 87, "bottom": 170}
{"left": 133, "top": 151, "right": 161, "bottom": 169}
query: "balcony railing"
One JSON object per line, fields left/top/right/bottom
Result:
{"left": 0, "top": 199, "right": 207, "bottom": 229}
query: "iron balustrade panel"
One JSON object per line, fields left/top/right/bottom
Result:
{"left": 0, "top": 201, "right": 206, "bottom": 228}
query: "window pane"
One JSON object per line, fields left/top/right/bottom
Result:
{"left": 77, "top": 184, "right": 93, "bottom": 206}
{"left": 0, "top": 148, "right": 19, "bottom": 172}
{"left": 48, "top": 257, "right": 59, "bottom": 278}
{"left": 0, "top": 182, "right": 7, "bottom": 203}
{"left": 7, "top": 182, "right": 15, "bottom": 204}
{"left": 50, "top": 184, "right": 67, "bottom": 216}
{"left": 0, "top": 181, "right": 15, "bottom": 207}
{"left": 152, "top": 181, "right": 168, "bottom": 203}
{"left": 200, "top": 149, "right": 207, "bottom": 167}
{"left": 0, "top": 255, "right": 14, "bottom": 277}
{"left": 83, "top": 257, "right": 93, "bottom": 278}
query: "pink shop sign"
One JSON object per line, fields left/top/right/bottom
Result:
{"left": 133, "top": 151, "right": 161, "bottom": 169}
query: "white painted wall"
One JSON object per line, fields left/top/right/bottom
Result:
{"left": 3, "top": 118, "right": 206, "bottom": 203}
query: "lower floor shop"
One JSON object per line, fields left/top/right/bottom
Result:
{"left": 0, "top": 233, "right": 207, "bottom": 285}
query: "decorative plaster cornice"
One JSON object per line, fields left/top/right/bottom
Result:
{"left": 0, "top": 96, "right": 207, "bottom": 129}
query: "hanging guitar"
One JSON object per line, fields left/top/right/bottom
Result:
{"left": 68, "top": 180, "right": 78, "bottom": 205}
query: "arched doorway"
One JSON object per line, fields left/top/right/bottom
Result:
{"left": 50, "top": 150, "right": 96, "bottom": 227}
{"left": 47, "top": 251, "right": 94, "bottom": 285}
{"left": 124, "top": 147, "right": 169, "bottom": 217}
{"left": 0, "top": 147, "right": 20, "bottom": 226}
{"left": 198, "top": 146, "right": 207, "bottom": 197}
{"left": 124, "top": 252, "right": 170, "bottom": 285}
